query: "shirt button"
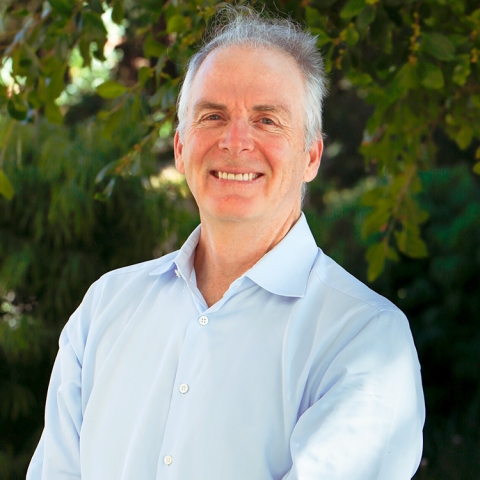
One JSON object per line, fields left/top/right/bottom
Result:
{"left": 199, "top": 315, "right": 209, "bottom": 326}
{"left": 179, "top": 383, "right": 189, "bottom": 394}
{"left": 164, "top": 455, "right": 173, "bottom": 466}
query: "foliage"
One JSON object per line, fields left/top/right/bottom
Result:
{"left": 0, "top": 0, "right": 479, "bottom": 478}
{"left": 0, "top": 0, "right": 479, "bottom": 278}
{"left": 0, "top": 108, "right": 196, "bottom": 478}
{"left": 306, "top": 163, "right": 480, "bottom": 479}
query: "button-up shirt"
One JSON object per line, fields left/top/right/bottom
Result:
{"left": 27, "top": 214, "right": 425, "bottom": 479}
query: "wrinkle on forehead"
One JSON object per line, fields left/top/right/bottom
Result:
{"left": 191, "top": 46, "right": 304, "bottom": 102}
{"left": 192, "top": 100, "right": 293, "bottom": 120}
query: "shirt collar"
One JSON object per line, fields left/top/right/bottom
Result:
{"left": 150, "top": 213, "right": 318, "bottom": 298}
{"left": 149, "top": 225, "right": 201, "bottom": 280}
{"left": 243, "top": 213, "right": 319, "bottom": 297}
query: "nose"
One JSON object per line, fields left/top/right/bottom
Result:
{"left": 218, "top": 118, "right": 254, "bottom": 155}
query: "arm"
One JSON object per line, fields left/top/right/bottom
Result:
{"left": 284, "top": 311, "right": 425, "bottom": 480}
{"left": 27, "top": 283, "right": 100, "bottom": 480}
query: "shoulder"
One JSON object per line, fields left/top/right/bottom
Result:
{"left": 309, "top": 249, "right": 400, "bottom": 315}
{"left": 62, "top": 250, "right": 180, "bottom": 355}
{"left": 89, "top": 250, "right": 178, "bottom": 291}
{"left": 72, "top": 250, "right": 179, "bottom": 323}
{"left": 100, "top": 250, "right": 178, "bottom": 280}
{"left": 303, "top": 251, "right": 419, "bottom": 380}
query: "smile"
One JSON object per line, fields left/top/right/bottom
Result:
{"left": 213, "top": 171, "right": 261, "bottom": 181}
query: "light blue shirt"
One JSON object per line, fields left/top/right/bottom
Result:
{"left": 27, "top": 214, "right": 425, "bottom": 479}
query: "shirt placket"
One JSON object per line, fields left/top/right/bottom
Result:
{"left": 155, "top": 274, "right": 253, "bottom": 477}
{"left": 155, "top": 272, "right": 217, "bottom": 477}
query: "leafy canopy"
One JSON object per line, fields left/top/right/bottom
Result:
{"left": 0, "top": 0, "right": 479, "bottom": 280}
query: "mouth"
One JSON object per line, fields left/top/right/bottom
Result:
{"left": 212, "top": 171, "right": 262, "bottom": 182}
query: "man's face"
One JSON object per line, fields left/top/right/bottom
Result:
{"left": 174, "top": 45, "right": 322, "bottom": 226}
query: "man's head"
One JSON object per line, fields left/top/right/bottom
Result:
{"left": 174, "top": 6, "right": 326, "bottom": 227}
{"left": 177, "top": 6, "right": 327, "bottom": 151}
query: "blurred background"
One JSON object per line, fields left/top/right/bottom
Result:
{"left": 0, "top": 0, "right": 479, "bottom": 478}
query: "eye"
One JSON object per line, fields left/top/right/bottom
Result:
{"left": 206, "top": 114, "right": 221, "bottom": 121}
{"left": 260, "top": 117, "right": 275, "bottom": 125}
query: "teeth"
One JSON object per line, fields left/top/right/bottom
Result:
{"left": 216, "top": 171, "right": 259, "bottom": 181}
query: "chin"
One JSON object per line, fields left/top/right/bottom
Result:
{"left": 210, "top": 211, "right": 257, "bottom": 223}
{"left": 203, "top": 204, "right": 262, "bottom": 223}
{"left": 202, "top": 197, "right": 262, "bottom": 221}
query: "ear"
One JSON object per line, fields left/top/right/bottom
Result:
{"left": 174, "top": 130, "right": 185, "bottom": 174}
{"left": 303, "top": 138, "right": 323, "bottom": 183}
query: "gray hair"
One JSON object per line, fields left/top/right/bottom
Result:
{"left": 176, "top": 5, "right": 327, "bottom": 150}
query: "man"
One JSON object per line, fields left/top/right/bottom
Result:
{"left": 28, "top": 7, "right": 425, "bottom": 479}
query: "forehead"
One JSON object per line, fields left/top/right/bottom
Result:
{"left": 188, "top": 45, "right": 306, "bottom": 114}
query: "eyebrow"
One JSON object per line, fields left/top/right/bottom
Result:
{"left": 192, "top": 101, "right": 292, "bottom": 119}
{"left": 252, "top": 104, "right": 292, "bottom": 118}
{"left": 192, "top": 101, "right": 228, "bottom": 117}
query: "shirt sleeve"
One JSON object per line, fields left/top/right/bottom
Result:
{"left": 26, "top": 282, "right": 100, "bottom": 480}
{"left": 283, "top": 310, "right": 425, "bottom": 480}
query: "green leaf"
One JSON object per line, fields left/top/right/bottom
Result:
{"left": 102, "top": 108, "right": 124, "bottom": 139}
{"left": 398, "top": 193, "right": 429, "bottom": 225}
{"left": 454, "top": 125, "right": 473, "bottom": 150}
{"left": 138, "top": 66, "right": 153, "bottom": 86}
{"left": 7, "top": 99, "right": 27, "bottom": 121}
{"left": 97, "top": 80, "right": 128, "bottom": 99}
{"left": 27, "top": 90, "right": 42, "bottom": 109}
{"left": 340, "top": 0, "right": 366, "bottom": 19}
{"left": 0, "top": 170, "right": 15, "bottom": 200}
{"left": 89, "top": 0, "right": 104, "bottom": 14}
{"left": 305, "top": 6, "right": 325, "bottom": 28}
{"left": 395, "top": 62, "right": 418, "bottom": 90}
{"left": 346, "top": 71, "right": 372, "bottom": 87}
{"left": 82, "top": 11, "right": 107, "bottom": 41}
{"left": 46, "top": 67, "right": 67, "bottom": 101}
{"left": 361, "top": 186, "right": 385, "bottom": 207}
{"left": 133, "top": 91, "right": 141, "bottom": 119}
{"left": 366, "top": 242, "right": 386, "bottom": 282}
{"left": 452, "top": 54, "right": 471, "bottom": 86}
{"left": 112, "top": 0, "right": 125, "bottom": 25}
{"left": 422, "top": 33, "right": 455, "bottom": 61}
{"left": 45, "top": 102, "right": 63, "bottom": 124}
{"left": 144, "top": 33, "right": 166, "bottom": 58}
{"left": 79, "top": 38, "right": 91, "bottom": 67}
{"left": 166, "top": 15, "right": 189, "bottom": 34}
{"left": 472, "top": 94, "right": 480, "bottom": 109}
{"left": 420, "top": 63, "right": 444, "bottom": 90}
{"left": 49, "top": 0, "right": 76, "bottom": 16}
{"left": 356, "top": 4, "right": 376, "bottom": 33}
{"left": 41, "top": 54, "right": 61, "bottom": 76}
{"left": 345, "top": 26, "right": 360, "bottom": 46}
{"left": 18, "top": 44, "right": 41, "bottom": 77}
{"left": 395, "top": 224, "right": 428, "bottom": 258}
{"left": 310, "top": 28, "right": 332, "bottom": 47}
{"left": 386, "top": 246, "right": 399, "bottom": 262}
{"left": 362, "top": 207, "right": 391, "bottom": 238}
{"left": 139, "top": 0, "right": 164, "bottom": 13}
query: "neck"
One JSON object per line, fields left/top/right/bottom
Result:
{"left": 194, "top": 210, "right": 301, "bottom": 307}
